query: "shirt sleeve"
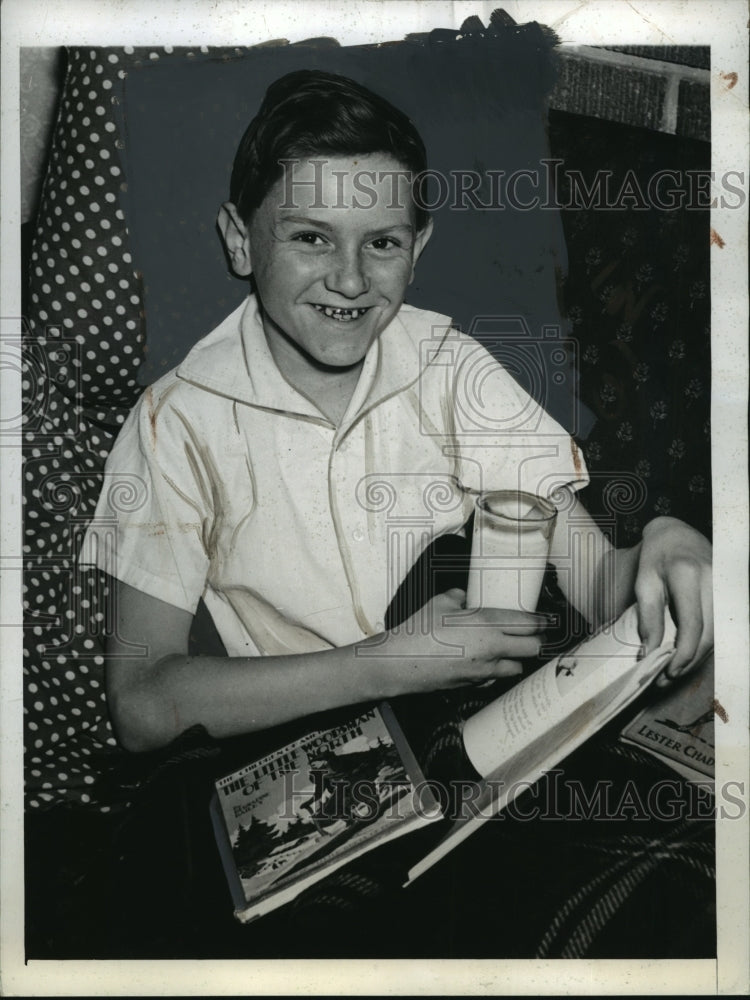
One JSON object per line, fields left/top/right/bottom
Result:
{"left": 447, "top": 335, "right": 589, "bottom": 503}
{"left": 78, "top": 377, "right": 214, "bottom": 613}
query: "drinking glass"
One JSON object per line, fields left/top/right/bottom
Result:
{"left": 465, "top": 490, "right": 557, "bottom": 612}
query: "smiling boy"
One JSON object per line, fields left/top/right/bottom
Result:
{"left": 219, "top": 156, "right": 431, "bottom": 424}
{"left": 82, "top": 70, "right": 712, "bottom": 756}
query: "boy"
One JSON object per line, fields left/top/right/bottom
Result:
{"left": 82, "top": 69, "right": 713, "bottom": 756}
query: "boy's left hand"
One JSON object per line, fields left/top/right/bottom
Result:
{"left": 634, "top": 516, "right": 713, "bottom": 685}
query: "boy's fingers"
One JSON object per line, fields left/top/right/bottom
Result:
{"left": 443, "top": 587, "right": 466, "bottom": 602}
{"left": 648, "top": 567, "right": 712, "bottom": 687}
{"left": 635, "top": 573, "right": 666, "bottom": 655}
{"left": 436, "top": 588, "right": 466, "bottom": 611}
{"left": 499, "top": 634, "right": 544, "bottom": 659}
{"left": 469, "top": 608, "right": 553, "bottom": 633}
{"left": 492, "top": 659, "right": 524, "bottom": 678}
{"left": 666, "top": 615, "right": 703, "bottom": 678}
{"left": 441, "top": 606, "right": 549, "bottom": 632}
{"left": 664, "top": 575, "right": 712, "bottom": 679}
{"left": 659, "top": 648, "right": 711, "bottom": 689}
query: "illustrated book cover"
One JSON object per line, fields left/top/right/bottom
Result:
{"left": 210, "top": 701, "right": 439, "bottom": 922}
{"left": 620, "top": 653, "right": 715, "bottom": 783}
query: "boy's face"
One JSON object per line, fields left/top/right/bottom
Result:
{"left": 223, "top": 154, "right": 432, "bottom": 371}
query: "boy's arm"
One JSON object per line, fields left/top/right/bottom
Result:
{"left": 106, "top": 578, "right": 549, "bottom": 753}
{"left": 548, "top": 488, "right": 713, "bottom": 684}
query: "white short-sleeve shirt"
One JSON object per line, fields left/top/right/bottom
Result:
{"left": 80, "top": 295, "right": 588, "bottom": 656}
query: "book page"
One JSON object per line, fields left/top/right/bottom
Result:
{"left": 462, "top": 604, "right": 675, "bottom": 777}
{"left": 408, "top": 605, "right": 677, "bottom": 883}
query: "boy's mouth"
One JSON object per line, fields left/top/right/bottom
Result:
{"left": 313, "top": 304, "right": 370, "bottom": 323}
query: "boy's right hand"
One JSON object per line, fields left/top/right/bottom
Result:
{"left": 359, "top": 588, "right": 550, "bottom": 695}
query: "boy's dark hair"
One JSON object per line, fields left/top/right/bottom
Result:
{"left": 230, "top": 69, "right": 430, "bottom": 230}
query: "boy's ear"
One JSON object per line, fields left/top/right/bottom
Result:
{"left": 409, "top": 217, "right": 434, "bottom": 284}
{"left": 217, "top": 202, "right": 252, "bottom": 277}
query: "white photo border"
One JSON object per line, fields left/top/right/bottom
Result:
{"left": 1, "top": 0, "right": 747, "bottom": 995}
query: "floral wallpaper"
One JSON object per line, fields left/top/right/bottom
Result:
{"left": 549, "top": 110, "right": 712, "bottom": 546}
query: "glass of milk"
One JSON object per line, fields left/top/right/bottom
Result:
{"left": 464, "top": 490, "right": 557, "bottom": 613}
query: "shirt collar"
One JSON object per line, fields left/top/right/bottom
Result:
{"left": 176, "top": 294, "right": 453, "bottom": 429}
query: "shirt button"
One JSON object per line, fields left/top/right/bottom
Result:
{"left": 352, "top": 528, "right": 364, "bottom": 542}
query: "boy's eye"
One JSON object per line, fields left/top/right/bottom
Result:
{"left": 291, "top": 232, "right": 328, "bottom": 246}
{"left": 369, "top": 236, "right": 401, "bottom": 251}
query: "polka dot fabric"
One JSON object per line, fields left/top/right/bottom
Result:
{"left": 23, "top": 46, "right": 216, "bottom": 811}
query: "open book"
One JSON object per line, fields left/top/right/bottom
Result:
{"left": 405, "top": 603, "right": 678, "bottom": 884}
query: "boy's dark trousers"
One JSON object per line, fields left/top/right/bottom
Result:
{"left": 24, "top": 722, "right": 716, "bottom": 960}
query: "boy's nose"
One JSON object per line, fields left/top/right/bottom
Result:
{"left": 324, "top": 249, "right": 370, "bottom": 299}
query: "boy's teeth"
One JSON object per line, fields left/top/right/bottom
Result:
{"left": 314, "top": 305, "right": 367, "bottom": 321}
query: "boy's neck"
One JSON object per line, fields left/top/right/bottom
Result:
{"left": 262, "top": 318, "right": 365, "bottom": 427}
{"left": 287, "top": 364, "right": 364, "bottom": 427}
